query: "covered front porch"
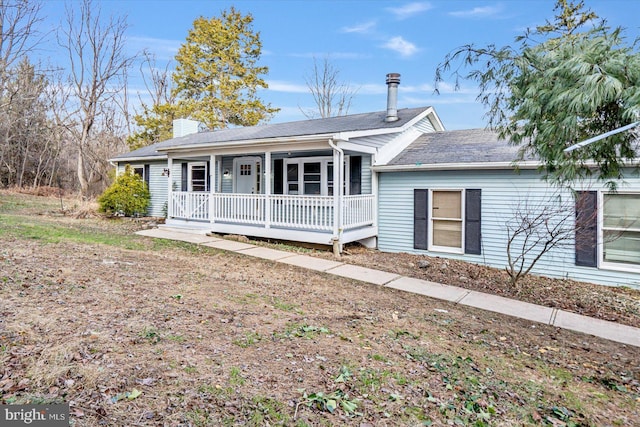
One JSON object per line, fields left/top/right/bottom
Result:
{"left": 166, "top": 192, "right": 377, "bottom": 247}
{"left": 161, "top": 136, "right": 379, "bottom": 250}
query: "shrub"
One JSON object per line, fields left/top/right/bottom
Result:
{"left": 98, "top": 165, "right": 150, "bottom": 217}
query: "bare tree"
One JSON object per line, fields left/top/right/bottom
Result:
{"left": 505, "top": 190, "right": 595, "bottom": 287}
{"left": 0, "top": 0, "right": 45, "bottom": 187}
{"left": 0, "top": 0, "right": 43, "bottom": 82}
{"left": 126, "top": 50, "right": 176, "bottom": 149}
{"left": 139, "top": 49, "right": 174, "bottom": 109}
{"left": 301, "top": 56, "right": 358, "bottom": 119}
{"left": 58, "top": 0, "right": 135, "bottom": 196}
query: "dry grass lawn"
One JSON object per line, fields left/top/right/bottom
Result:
{"left": 0, "top": 190, "right": 638, "bottom": 426}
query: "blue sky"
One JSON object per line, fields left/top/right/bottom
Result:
{"left": 39, "top": 0, "right": 640, "bottom": 130}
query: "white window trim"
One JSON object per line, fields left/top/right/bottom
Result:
{"left": 428, "top": 188, "right": 465, "bottom": 255}
{"left": 283, "top": 155, "right": 350, "bottom": 196}
{"left": 188, "top": 162, "right": 208, "bottom": 192}
{"left": 598, "top": 190, "right": 640, "bottom": 273}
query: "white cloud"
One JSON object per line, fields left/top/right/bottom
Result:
{"left": 401, "top": 83, "right": 435, "bottom": 93}
{"left": 341, "top": 20, "right": 377, "bottom": 34}
{"left": 449, "top": 5, "right": 503, "bottom": 18}
{"left": 387, "top": 2, "right": 433, "bottom": 20}
{"left": 265, "top": 80, "right": 309, "bottom": 93}
{"left": 404, "top": 94, "right": 479, "bottom": 105}
{"left": 381, "top": 36, "right": 419, "bottom": 57}
{"left": 127, "top": 36, "right": 180, "bottom": 61}
{"left": 288, "top": 52, "right": 370, "bottom": 60}
{"left": 357, "top": 83, "right": 388, "bottom": 95}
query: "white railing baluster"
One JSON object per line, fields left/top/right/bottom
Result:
{"left": 170, "top": 192, "right": 375, "bottom": 231}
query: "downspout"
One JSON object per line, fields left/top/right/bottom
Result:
{"left": 329, "top": 138, "right": 344, "bottom": 256}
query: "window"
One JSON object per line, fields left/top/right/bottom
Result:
{"left": 287, "top": 163, "right": 299, "bottom": 194}
{"left": 431, "top": 190, "right": 463, "bottom": 251}
{"left": 284, "top": 156, "right": 349, "bottom": 196}
{"left": 414, "top": 189, "right": 481, "bottom": 255}
{"left": 132, "top": 166, "right": 144, "bottom": 178}
{"left": 129, "top": 164, "right": 149, "bottom": 188}
{"left": 189, "top": 163, "right": 207, "bottom": 192}
{"left": 602, "top": 193, "right": 640, "bottom": 267}
{"left": 303, "top": 162, "right": 321, "bottom": 195}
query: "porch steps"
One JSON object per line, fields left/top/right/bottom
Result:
{"left": 135, "top": 228, "right": 640, "bottom": 348}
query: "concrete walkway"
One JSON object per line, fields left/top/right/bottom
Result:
{"left": 136, "top": 227, "right": 640, "bottom": 348}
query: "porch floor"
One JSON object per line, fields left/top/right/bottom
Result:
{"left": 164, "top": 218, "right": 378, "bottom": 248}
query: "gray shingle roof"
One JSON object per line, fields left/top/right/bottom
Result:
{"left": 113, "top": 107, "right": 429, "bottom": 161}
{"left": 388, "top": 128, "right": 532, "bottom": 166}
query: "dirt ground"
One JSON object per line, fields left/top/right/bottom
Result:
{"left": 302, "top": 245, "right": 640, "bottom": 329}
{"left": 0, "top": 192, "right": 639, "bottom": 426}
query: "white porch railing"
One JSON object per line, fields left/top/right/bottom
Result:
{"left": 212, "top": 193, "right": 266, "bottom": 225}
{"left": 170, "top": 192, "right": 375, "bottom": 232}
{"left": 270, "top": 195, "right": 333, "bottom": 230}
{"left": 343, "top": 194, "right": 376, "bottom": 230}
{"left": 171, "top": 192, "right": 209, "bottom": 221}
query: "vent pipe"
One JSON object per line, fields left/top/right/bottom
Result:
{"left": 385, "top": 73, "right": 401, "bottom": 122}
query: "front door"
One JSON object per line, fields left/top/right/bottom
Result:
{"left": 234, "top": 157, "right": 260, "bottom": 194}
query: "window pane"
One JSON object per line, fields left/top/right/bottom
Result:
{"left": 287, "top": 164, "right": 298, "bottom": 182}
{"left": 133, "top": 167, "right": 144, "bottom": 177}
{"left": 604, "top": 230, "right": 640, "bottom": 265}
{"left": 192, "top": 168, "right": 205, "bottom": 180}
{"left": 304, "top": 162, "right": 321, "bottom": 174}
{"left": 288, "top": 183, "right": 298, "bottom": 195}
{"left": 432, "top": 191, "right": 461, "bottom": 219}
{"left": 304, "top": 183, "right": 321, "bottom": 195}
{"left": 191, "top": 165, "right": 206, "bottom": 192}
{"left": 604, "top": 194, "right": 640, "bottom": 229}
{"left": 432, "top": 220, "right": 462, "bottom": 248}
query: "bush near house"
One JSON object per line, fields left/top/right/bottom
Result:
{"left": 98, "top": 165, "right": 150, "bottom": 216}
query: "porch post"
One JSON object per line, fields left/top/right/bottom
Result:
{"left": 210, "top": 154, "right": 216, "bottom": 225}
{"left": 330, "top": 139, "right": 344, "bottom": 255}
{"left": 167, "top": 155, "right": 173, "bottom": 219}
{"left": 264, "top": 151, "right": 271, "bottom": 229}
{"left": 371, "top": 167, "right": 378, "bottom": 228}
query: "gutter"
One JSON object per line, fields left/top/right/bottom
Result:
{"left": 157, "top": 133, "right": 337, "bottom": 153}
{"left": 109, "top": 155, "right": 167, "bottom": 163}
{"left": 372, "top": 160, "right": 542, "bottom": 172}
{"left": 564, "top": 121, "right": 640, "bottom": 153}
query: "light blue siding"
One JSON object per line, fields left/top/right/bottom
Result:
{"left": 378, "top": 169, "right": 640, "bottom": 288}
{"left": 361, "top": 155, "right": 372, "bottom": 195}
{"left": 117, "top": 161, "right": 168, "bottom": 218}
{"left": 147, "top": 162, "right": 168, "bottom": 217}
{"left": 221, "top": 157, "right": 235, "bottom": 193}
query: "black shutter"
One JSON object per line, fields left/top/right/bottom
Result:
{"left": 349, "top": 156, "right": 362, "bottom": 195}
{"left": 464, "top": 189, "right": 482, "bottom": 255}
{"left": 273, "top": 159, "right": 283, "bottom": 194}
{"left": 181, "top": 163, "right": 188, "bottom": 191}
{"left": 414, "top": 189, "right": 428, "bottom": 250}
{"left": 143, "top": 164, "right": 150, "bottom": 188}
{"left": 575, "top": 191, "right": 597, "bottom": 267}
{"left": 206, "top": 161, "right": 210, "bottom": 191}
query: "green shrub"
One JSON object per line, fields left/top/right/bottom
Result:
{"left": 98, "top": 165, "right": 150, "bottom": 217}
